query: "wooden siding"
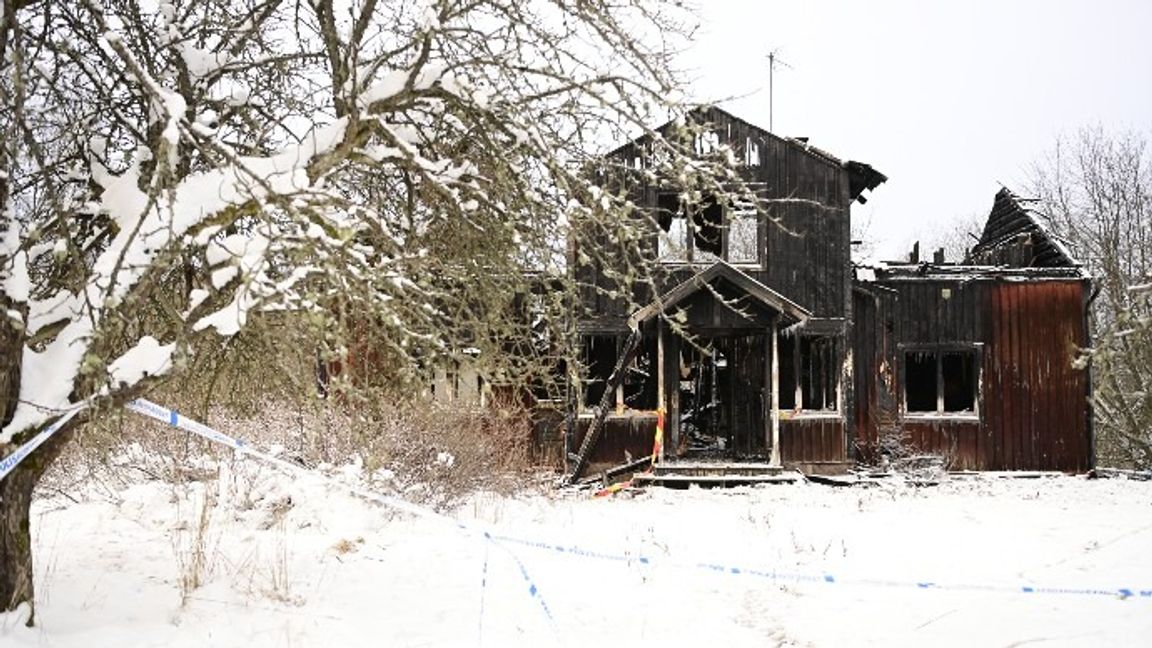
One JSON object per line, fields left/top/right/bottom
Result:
{"left": 781, "top": 418, "right": 846, "bottom": 464}
{"left": 572, "top": 413, "right": 658, "bottom": 475}
{"left": 576, "top": 107, "right": 853, "bottom": 323}
{"left": 852, "top": 277, "right": 1092, "bottom": 471}
{"left": 983, "top": 281, "right": 1091, "bottom": 470}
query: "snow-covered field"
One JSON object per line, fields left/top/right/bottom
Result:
{"left": 3, "top": 462, "right": 1150, "bottom": 647}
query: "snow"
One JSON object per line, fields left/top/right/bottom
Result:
{"left": 0, "top": 224, "right": 30, "bottom": 302}
{"left": 358, "top": 63, "right": 446, "bottom": 111}
{"left": 105, "top": 336, "right": 175, "bottom": 389}
{"left": 1, "top": 249, "right": 29, "bottom": 302}
{"left": 178, "top": 43, "right": 230, "bottom": 80}
{"left": 2, "top": 464, "right": 1149, "bottom": 647}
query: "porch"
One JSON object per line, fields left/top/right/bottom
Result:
{"left": 566, "top": 262, "right": 853, "bottom": 484}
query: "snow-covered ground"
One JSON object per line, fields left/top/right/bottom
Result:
{"left": 3, "top": 462, "right": 1150, "bottom": 647}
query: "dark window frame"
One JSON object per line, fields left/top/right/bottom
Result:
{"left": 900, "top": 344, "right": 981, "bottom": 419}
{"left": 778, "top": 332, "right": 841, "bottom": 415}
{"left": 656, "top": 192, "right": 762, "bottom": 267}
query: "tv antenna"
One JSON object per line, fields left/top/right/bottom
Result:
{"left": 766, "top": 50, "right": 792, "bottom": 133}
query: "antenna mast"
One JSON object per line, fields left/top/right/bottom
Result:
{"left": 767, "top": 50, "right": 791, "bottom": 133}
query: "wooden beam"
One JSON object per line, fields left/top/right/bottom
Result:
{"left": 576, "top": 453, "right": 654, "bottom": 486}
{"left": 565, "top": 327, "right": 643, "bottom": 484}
{"left": 769, "top": 317, "right": 782, "bottom": 468}
{"left": 657, "top": 320, "right": 665, "bottom": 462}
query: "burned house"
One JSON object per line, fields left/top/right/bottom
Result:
{"left": 566, "top": 107, "right": 1092, "bottom": 480}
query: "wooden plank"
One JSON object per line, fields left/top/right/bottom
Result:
{"left": 565, "top": 327, "right": 643, "bottom": 484}
{"left": 769, "top": 318, "right": 781, "bottom": 467}
{"left": 576, "top": 454, "right": 653, "bottom": 486}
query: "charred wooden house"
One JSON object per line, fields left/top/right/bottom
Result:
{"left": 566, "top": 107, "right": 1092, "bottom": 481}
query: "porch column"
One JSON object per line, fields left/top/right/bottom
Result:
{"left": 657, "top": 319, "right": 666, "bottom": 462}
{"left": 768, "top": 316, "right": 782, "bottom": 468}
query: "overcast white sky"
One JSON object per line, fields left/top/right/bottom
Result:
{"left": 681, "top": 0, "right": 1152, "bottom": 259}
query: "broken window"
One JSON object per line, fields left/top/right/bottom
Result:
{"left": 745, "top": 137, "right": 761, "bottom": 167}
{"left": 656, "top": 192, "right": 760, "bottom": 265}
{"left": 727, "top": 201, "right": 759, "bottom": 264}
{"left": 904, "top": 349, "right": 978, "bottom": 415}
{"left": 776, "top": 333, "right": 839, "bottom": 412}
{"left": 582, "top": 335, "right": 618, "bottom": 407}
{"left": 691, "top": 195, "right": 722, "bottom": 260}
{"left": 622, "top": 343, "right": 657, "bottom": 410}
{"left": 694, "top": 130, "right": 720, "bottom": 155}
{"left": 581, "top": 334, "right": 655, "bottom": 411}
{"left": 778, "top": 335, "right": 796, "bottom": 410}
{"left": 905, "top": 352, "right": 937, "bottom": 412}
{"left": 657, "top": 193, "right": 689, "bottom": 262}
{"left": 800, "top": 337, "right": 838, "bottom": 411}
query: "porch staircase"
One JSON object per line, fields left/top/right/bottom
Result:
{"left": 631, "top": 460, "right": 803, "bottom": 488}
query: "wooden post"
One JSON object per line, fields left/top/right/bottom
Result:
{"left": 667, "top": 331, "right": 681, "bottom": 457}
{"left": 657, "top": 320, "right": 666, "bottom": 462}
{"left": 615, "top": 337, "right": 625, "bottom": 415}
{"left": 769, "top": 317, "right": 782, "bottom": 468}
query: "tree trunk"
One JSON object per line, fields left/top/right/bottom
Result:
{"left": 0, "top": 429, "right": 72, "bottom": 625}
{"left": 0, "top": 460, "right": 40, "bottom": 622}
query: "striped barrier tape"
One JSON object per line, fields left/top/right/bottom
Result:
{"left": 126, "top": 398, "right": 1151, "bottom": 602}
{"left": 6, "top": 398, "right": 1147, "bottom": 606}
{"left": 488, "top": 532, "right": 1152, "bottom": 600}
{"left": 594, "top": 408, "right": 664, "bottom": 498}
{"left": 125, "top": 398, "right": 560, "bottom": 639}
{"left": 0, "top": 407, "right": 83, "bottom": 482}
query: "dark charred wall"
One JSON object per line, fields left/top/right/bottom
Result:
{"left": 572, "top": 413, "right": 658, "bottom": 475}
{"left": 781, "top": 418, "right": 847, "bottom": 470}
{"left": 575, "top": 106, "right": 853, "bottom": 327}
{"left": 853, "top": 276, "right": 1092, "bottom": 471}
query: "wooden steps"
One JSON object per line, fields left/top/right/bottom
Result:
{"left": 631, "top": 461, "right": 804, "bottom": 488}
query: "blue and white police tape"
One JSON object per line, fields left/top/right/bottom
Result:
{"left": 487, "top": 533, "right": 1152, "bottom": 601}
{"left": 128, "top": 398, "right": 458, "bottom": 523}
{"left": 126, "top": 398, "right": 561, "bottom": 635}
{"left": 0, "top": 407, "right": 83, "bottom": 482}
{"left": 125, "top": 398, "right": 1151, "bottom": 604}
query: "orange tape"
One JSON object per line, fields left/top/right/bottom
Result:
{"left": 594, "top": 408, "right": 666, "bottom": 498}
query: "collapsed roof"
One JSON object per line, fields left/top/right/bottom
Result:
{"left": 968, "top": 187, "right": 1082, "bottom": 268}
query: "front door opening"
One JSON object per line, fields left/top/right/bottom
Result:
{"left": 677, "top": 334, "right": 766, "bottom": 458}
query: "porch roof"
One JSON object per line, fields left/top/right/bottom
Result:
{"left": 628, "top": 261, "right": 811, "bottom": 329}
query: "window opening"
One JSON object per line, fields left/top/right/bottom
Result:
{"left": 904, "top": 349, "right": 978, "bottom": 415}
{"left": 657, "top": 192, "right": 760, "bottom": 265}
{"left": 776, "top": 333, "right": 838, "bottom": 412}
{"left": 691, "top": 196, "right": 722, "bottom": 260}
{"left": 942, "top": 352, "right": 977, "bottom": 412}
{"left": 694, "top": 130, "right": 719, "bottom": 155}
{"left": 727, "top": 200, "right": 759, "bottom": 264}
{"left": 745, "top": 138, "right": 761, "bottom": 167}
{"left": 800, "top": 337, "right": 838, "bottom": 411}
{"left": 657, "top": 193, "right": 688, "bottom": 262}
{"left": 778, "top": 335, "right": 796, "bottom": 410}
{"left": 904, "top": 352, "right": 937, "bottom": 412}
{"left": 623, "top": 343, "right": 657, "bottom": 410}
{"left": 582, "top": 335, "right": 618, "bottom": 407}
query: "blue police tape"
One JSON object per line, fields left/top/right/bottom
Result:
{"left": 126, "top": 398, "right": 561, "bottom": 634}
{"left": 488, "top": 533, "right": 1152, "bottom": 600}
{"left": 0, "top": 407, "right": 83, "bottom": 482}
{"left": 477, "top": 536, "right": 490, "bottom": 644}
{"left": 124, "top": 398, "right": 1151, "bottom": 604}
